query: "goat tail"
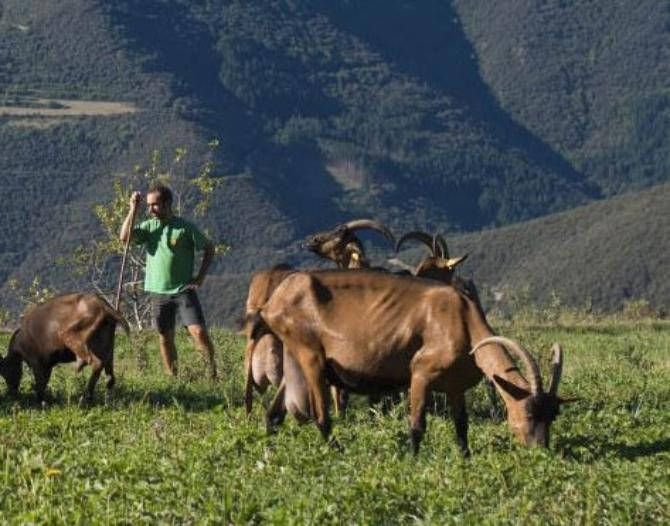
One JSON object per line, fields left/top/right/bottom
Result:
{"left": 249, "top": 311, "right": 270, "bottom": 341}
{"left": 243, "top": 310, "right": 267, "bottom": 415}
{"left": 100, "top": 300, "right": 131, "bottom": 335}
{"left": 244, "top": 334, "right": 255, "bottom": 415}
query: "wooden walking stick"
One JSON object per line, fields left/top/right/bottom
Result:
{"left": 114, "top": 205, "right": 137, "bottom": 311}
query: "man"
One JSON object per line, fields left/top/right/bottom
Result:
{"left": 120, "top": 184, "right": 218, "bottom": 379}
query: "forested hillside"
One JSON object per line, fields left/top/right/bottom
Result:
{"left": 0, "top": 0, "right": 667, "bottom": 323}
{"left": 447, "top": 183, "right": 670, "bottom": 314}
{"left": 454, "top": 0, "right": 670, "bottom": 195}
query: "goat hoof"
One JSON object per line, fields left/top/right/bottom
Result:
{"left": 266, "top": 416, "right": 283, "bottom": 435}
{"left": 266, "top": 423, "right": 278, "bottom": 436}
{"left": 410, "top": 429, "right": 423, "bottom": 456}
{"left": 327, "top": 437, "right": 343, "bottom": 452}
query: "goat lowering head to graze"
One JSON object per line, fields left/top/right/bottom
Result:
{"left": 257, "top": 270, "right": 574, "bottom": 456}
{"left": 470, "top": 337, "right": 568, "bottom": 447}
{"left": 304, "top": 219, "right": 395, "bottom": 269}
{"left": 0, "top": 293, "right": 129, "bottom": 405}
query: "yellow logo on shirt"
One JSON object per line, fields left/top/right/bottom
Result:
{"left": 169, "top": 233, "right": 183, "bottom": 248}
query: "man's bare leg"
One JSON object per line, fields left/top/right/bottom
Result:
{"left": 186, "top": 324, "right": 218, "bottom": 379}
{"left": 158, "top": 330, "right": 178, "bottom": 376}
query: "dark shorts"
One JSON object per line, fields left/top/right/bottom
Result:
{"left": 150, "top": 289, "right": 206, "bottom": 333}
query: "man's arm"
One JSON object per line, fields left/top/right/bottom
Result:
{"left": 119, "top": 191, "right": 142, "bottom": 243}
{"left": 189, "top": 241, "right": 215, "bottom": 289}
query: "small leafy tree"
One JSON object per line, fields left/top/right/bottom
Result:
{"left": 0, "top": 276, "right": 58, "bottom": 326}
{"left": 64, "top": 140, "right": 227, "bottom": 329}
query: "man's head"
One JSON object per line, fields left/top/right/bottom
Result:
{"left": 146, "top": 184, "right": 173, "bottom": 221}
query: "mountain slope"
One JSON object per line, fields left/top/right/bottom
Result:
{"left": 0, "top": 0, "right": 667, "bottom": 323}
{"left": 448, "top": 183, "right": 670, "bottom": 313}
{"left": 454, "top": 0, "right": 670, "bottom": 195}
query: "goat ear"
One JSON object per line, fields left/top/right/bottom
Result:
{"left": 492, "top": 374, "right": 531, "bottom": 401}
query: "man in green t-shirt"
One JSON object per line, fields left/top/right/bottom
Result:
{"left": 119, "top": 184, "right": 218, "bottom": 379}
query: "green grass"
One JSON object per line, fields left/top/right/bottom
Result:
{"left": 1, "top": 323, "right": 669, "bottom": 524}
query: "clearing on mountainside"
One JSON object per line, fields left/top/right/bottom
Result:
{"left": 0, "top": 98, "right": 138, "bottom": 118}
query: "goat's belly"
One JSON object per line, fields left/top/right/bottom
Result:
{"left": 431, "top": 356, "right": 483, "bottom": 393}
{"left": 325, "top": 356, "right": 410, "bottom": 394}
{"left": 48, "top": 348, "right": 76, "bottom": 366}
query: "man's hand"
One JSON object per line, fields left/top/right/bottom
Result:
{"left": 130, "top": 191, "right": 143, "bottom": 210}
{"left": 120, "top": 191, "right": 142, "bottom": 243}
{"left": 187, "top": 275, "right": 205, "bottom": 290}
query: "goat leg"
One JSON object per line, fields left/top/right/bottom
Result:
{"left": 293, "top": 349, "right": 331, "bottom": 441}
{"left": 104, "top": 355, "right": 115, "bottom": 404}
{"left": 2, "top": 352, "right": 23, "bottom": 397}
{"left": 32, "top": 363, "right": 53, "bottom": 404}
{"left": 409, "top": 374, "right": 429, "bottom": 455}
{"left": 79, "top": 356, "right": 104, "bottom": 407}
{"left": 448, "top": 392, "right": 470, "bottom": 458}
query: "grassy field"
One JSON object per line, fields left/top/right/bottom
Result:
{"left": 0, "top": 322, "right": 668, "bottom": 524}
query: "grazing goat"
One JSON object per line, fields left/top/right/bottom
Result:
{"left": 257, "top": 270, "right": 571, "bottom": 456}
{"left": 0, "top": 293, "right": 129, "bottom": 404}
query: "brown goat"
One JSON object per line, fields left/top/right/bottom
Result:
{"left": 0, "top": 293, "right": 130, "bottom": 404}
{"left": 258, "top": 270, "right": 571, "bottom": 456}
{"left": 395, "top": 230, "right": 468, "bottom": 282}
{"left": 304, "top": 219, "right": 397, "bottom": 412}
{"left": 304, "top": 219, "right": 395, "bottom": 269}
{"left": 245, "top": 219, "right": 395, "bottom": 417}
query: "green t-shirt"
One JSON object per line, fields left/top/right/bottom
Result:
{"left": 132, "top": 217, "right": 209, "bottom": 294}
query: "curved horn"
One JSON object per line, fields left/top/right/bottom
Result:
{"left": 396, "top": 231, "right": 435, "bottom": 254}
{"left": 433, "top": 234, "right": 449, "bottom": 259}
{"left": 386, "top": 257, "right": 414, "bottom": 272}
{"left": 470, "top": 336, "right": 543, "bottom": 395}
{"left": 547, "top": 343, "right": 563, "bottom": 396}
{"left": 343, "top": 219, "right": 395, "bottom": 244}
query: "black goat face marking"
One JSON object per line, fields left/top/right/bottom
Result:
{"left": 531, "top": 393, "right": 561, "bottom": 423}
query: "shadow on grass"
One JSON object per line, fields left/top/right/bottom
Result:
{"left": 0, "top": 382, "right": 245, "bottom": 414}
{"left": 556, "top": 435, "right": 670, "bottom": 462}
{"left": 109, "top": 383, "right": 242, "bottom": 412}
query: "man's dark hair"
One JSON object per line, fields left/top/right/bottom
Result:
{"left": 148, "top": 184, "right": 173, "bottom": 205}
